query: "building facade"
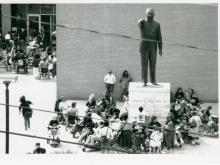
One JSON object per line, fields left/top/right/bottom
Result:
{"left": 0, "top": 4, "right": 56, "bottom": 42}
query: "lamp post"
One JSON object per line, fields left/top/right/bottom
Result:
{"left": 0, "top": 74, "right": 18, "bottom": 154}
{"left": 3, "top": 81, "right": 10, "bottom": 154}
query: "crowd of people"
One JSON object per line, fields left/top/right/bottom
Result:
{"left": 16, "top": 68, "right": 218, "bottom": 154}
{"left": 49, "top": 79, "right": 218, "bottom": 154}
{"left": 0, "top": 26, "right": 56, "bottom": 79}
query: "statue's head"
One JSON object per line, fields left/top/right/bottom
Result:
{"left": 145, "top": 8, "right": 155, "bottom": 22}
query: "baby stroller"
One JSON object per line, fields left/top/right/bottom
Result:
{"left": 47, "top": 121, "right": 61, "bottom": 147}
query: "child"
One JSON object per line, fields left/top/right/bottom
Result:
{"left": 149, "top": 124, "right": 163, "bottom": 154}
{"left": 136, "top": 107, "right": 147, "bottom": 125}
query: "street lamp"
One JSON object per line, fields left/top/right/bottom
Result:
{"left": 0, "top": 74, "right": 18, "bottom": 154}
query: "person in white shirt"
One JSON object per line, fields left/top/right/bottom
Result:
{"left": 104, "top": 70, "right": 116, "bottom": 95}
{"left": 136, "top": 107, "right": 147, "bottom": 125}
{"left": 5, "top": 32, "right": 11, "bottom": 40}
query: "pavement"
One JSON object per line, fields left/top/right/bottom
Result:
{"left": 0, "top": 71, "right": 219, "bottom": 154}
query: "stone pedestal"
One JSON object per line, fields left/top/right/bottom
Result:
{"left": 128, "top": 82, "right": 170, "bottom": 123}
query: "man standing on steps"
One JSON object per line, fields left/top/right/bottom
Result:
{"left": 104, "top": 70, "right": 116, "bottom": 95}
{"left": 138, "top": 8, "right": 163, "bottom": 86}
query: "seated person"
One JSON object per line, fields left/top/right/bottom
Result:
{"left": 72, "top": 112, "right": 93, "bottom": 138}
{"left": 84, "top": 121, "right": 113, "bottom": 146}
{"left": 149, "top": 125, "right": 163, "bottom": 153}
{"left": 132, "top": 120, "right": 148, "bottom": 151}
{"left": 175, "top": 87, "right": 185, "bottom": 102}
{"left": 86, "top": 93, "right": 97, "bottom": 110}
{"left": 33, "top": 143, "right": 46, "bottom": 154}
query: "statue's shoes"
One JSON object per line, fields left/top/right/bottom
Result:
{"left": 143, "top": 84, "right": 148, "bottom": 87}
{"left": 151, "top": 82, "right": 159, "bottom": 86}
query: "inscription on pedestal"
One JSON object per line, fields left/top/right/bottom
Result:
{"left": 128, "top": 82, "right": 170, "bottom": 123}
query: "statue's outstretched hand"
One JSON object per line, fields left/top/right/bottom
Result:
{"left": 138, "top": 18, "right": 144, "bottom": 25}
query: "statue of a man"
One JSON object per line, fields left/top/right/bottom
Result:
{"left": 138, "top": 8, "right": 163, "bottom": 86}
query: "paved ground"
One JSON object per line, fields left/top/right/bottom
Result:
{"left": 0, "top": 72, "right": 219, "bottom": 154}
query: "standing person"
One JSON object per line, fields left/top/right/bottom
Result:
{"left": 19, "top": 96, "right": 33, "bottom": 131}
{"left": 54, "top": 96, "right": 65, "bottom": 113}
{"left": 119, "top": 70, "right": 132, "bottom": 101}
{"left": 164, "top": 116, "right": 175, "bottom": 153}
{"left": 117, "top": 113, "right": 132, "bottom": 149}
{"left": 39, "top": 58, "right": 49, "bottom": 78}
{"left": 32, "top": 54, "right": 41, "bottom": 79}
{"left": 104, "top": 70, "right": 116, "bottom": 95}
{"left": 138, "top": 8, "right": 162, "bottom": 86}
{"left": 18, "top": 28, "right": 26, "bottom": 51}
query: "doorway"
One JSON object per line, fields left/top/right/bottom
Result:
{"left": 27, "top": 14, "right": 41, "bottom": 41}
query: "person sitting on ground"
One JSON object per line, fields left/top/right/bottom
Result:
{"left": 33, "top": 143, "right": 46, "bottom": 154}
{"left": 175, "top": 87, "right": 185, "bottom": 102}
{"left": 84, "top": 121, "right": 113, "bottom": 147}
{"left": 72, "top": 112, "right": 94, "bottom": 138}
{"left": 86, "top": 93, "right": 97, "bottom": 111}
